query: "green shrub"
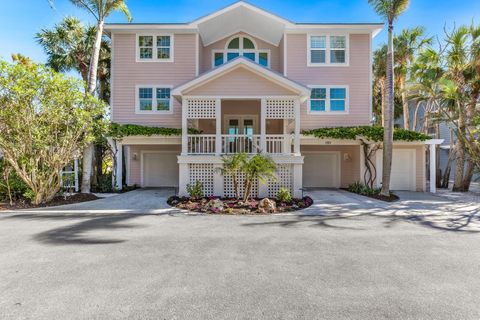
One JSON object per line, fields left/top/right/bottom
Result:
{"left": 0, "top": 161, "right": 31, "bottom": 203}
{"left": 302, "top": 126, "right": 430, "bottom": 142}
{"left": 276, "top": 187, "right": 292, "bottom": 202}
{"left": 186, "top": 180, "right": 204, "bottom": 200}
{"left": 348, "top": 181, "right": 381, "bottom": 197}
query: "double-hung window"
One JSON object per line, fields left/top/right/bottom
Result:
{"left": 137, "top": 86, "right": 172, "bottom": 113}
{"left": 309, "top": 86, "right": 348, "bottom": 113}
{"left": 308, "top": 35, "right": 348, "bottom": 66}
{"left": 137, "top": 35, "right": 173, "bottom": 62}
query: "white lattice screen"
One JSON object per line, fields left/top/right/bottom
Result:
{"left": 266, "top": 99, "right": 295, "bottom": 119}
{"left": 189, "top": 164, "right": 214, "bottom": 196}
{"left": 187, "top": 99, "right": 217, "bottom": 119}
{"left": 267, "top": 165, "right": 293, "bottom": 198}
{"left": 223, "top": 172, "right": 258, "bottom": 199}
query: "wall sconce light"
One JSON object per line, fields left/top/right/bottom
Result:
{"left": 132, "top": 153, "right": 138, "bottom": 161}
{"left": 343, "top": 153, "right": 351, "bottom": 161}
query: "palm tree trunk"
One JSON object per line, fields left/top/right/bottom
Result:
{"left": 400, "top": 78, "right": 410, "bottom": 129}
{"left": 81, "top": 19, "right": 104, "bottom": 194}
{"left": 461, "top": 159, "right": 475, "bottom": 191}
{"left": 380, "top": 22, "right": 395, "bottom": 197}
{"left": 453, "top": 101, "right": 466, "bottom": 192}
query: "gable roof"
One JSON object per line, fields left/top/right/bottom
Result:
{"left": 171, "top": 57, "right": 311, "bottom": 101}
{"left": 104, "top": 1, "right": 384, "bottom": 43}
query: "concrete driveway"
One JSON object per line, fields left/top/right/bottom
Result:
{"left": 1, "top": 189, "right": 479, "bottom": 319}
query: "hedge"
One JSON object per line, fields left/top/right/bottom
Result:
{"left": 109, "top": 123, "right": 200, "bottom": 139}
{"left": 302, "top": 126, "right": 430, "bottom": 142}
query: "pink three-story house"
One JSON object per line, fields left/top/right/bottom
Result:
{"left": 105, "top": 1, "right": 438, "bottom": 198}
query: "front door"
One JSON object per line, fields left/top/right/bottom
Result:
{"left": 224, "top": 115, "right": 258, "bottom": 153}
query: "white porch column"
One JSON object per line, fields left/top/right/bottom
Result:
{"left": 292, "top": 163, "right": 303, "bottom": 198}
{"left": 182, "top": 99, "right": 188, "bottom": 155}
{"left": 178, "top": 162, "right": 189, "bottom": 196}
{"left": 260, "top": 98, "right": 267, "bottom": 153}
{"left": 294, "top": 98, "right": 301, "bottom": 155}
{"left": 215, "top": 99, "right": 222, "bottom": 155}
{"left": 213, "top": 164, "right": 224, "bottom": 197}
{"left": 283, "top": 120, "right": 290, "bottom": 154}
{"left": 429, "top": 144, "right": 436, "bottom": 193}
{"left": 115, "top": 142, "right": 123, "bottom": 190}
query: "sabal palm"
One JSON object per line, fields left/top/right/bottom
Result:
{"left": 395, "top": 27, "right": 430, "bottom": 129}
{"left": 241, "top": 154, "right": 277, "bottom": 202}
{"left": 221, "top": 153, "right": 248, "bottom": 200}
{"left": 373, "top": 44, "right": 387, "bottom": 125}
{"left": 368, "top": 0, "right": 410, "bottom": 197}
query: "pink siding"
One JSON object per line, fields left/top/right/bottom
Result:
{"left": 127, "top": 145, "right": 181, "bottom": 186}
{"left": 200, "top": 32, "right": 282, "bottom": 74}
{"left": 286, "top": 34, "right": 372, "bottom": 129}
{"left": 301, "top": 145, "right": 361, "bottom": 188}
{"left": 111, "top": 33, "right": 197, "bottom": 127}
{"left": 185, "top": 67, "right": 297, "bottom": 96}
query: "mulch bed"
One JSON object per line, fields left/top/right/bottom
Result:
{"left": 342, "top": 189, "right": 399, "bottom": 202}
{"left": 168, "top": 196, "right": 314, "bottom": 215}
{"left": 0, "top": 193, "right": 100, "bottom": 211}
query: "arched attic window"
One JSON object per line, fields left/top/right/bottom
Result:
{"left": 213, "top": 35, "right": 270, "bottom": 68}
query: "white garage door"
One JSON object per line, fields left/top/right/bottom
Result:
{"left": 376, "top": 149, "right": 416, "bottom": 191}
{"left": 142, "top": 152, "right": 179, "bottom": 187}
{"left": 303, "top": 152, "right": 341, "bottom": 188}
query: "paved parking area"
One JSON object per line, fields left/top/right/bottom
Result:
{"left": 0, "top": 189, "right": 479, "bottom": 319}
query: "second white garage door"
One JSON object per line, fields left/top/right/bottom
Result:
{"left": 376, "top": 149, "right": 416, "bottom": 191}
{"left": 303, "top": 152, "right": 341, "bottom": 188}
{"left": 142, "top": 152, "right": 179, "bottom": 187}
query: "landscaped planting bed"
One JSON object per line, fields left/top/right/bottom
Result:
{"left": 167, "top": 196, "right": 314, "bottom": 215}
{"left": 0, "top": 193, "right": 100, "bottom": 211}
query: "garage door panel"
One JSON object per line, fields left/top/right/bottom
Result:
{"left": 376, "top": 149, "right": 416, "bottom": 191}
{"left": 143, "top": 153, "right": 179, "bottom": 187}
{"left": 303, "top": 152, "right": 341, "bottom": 188}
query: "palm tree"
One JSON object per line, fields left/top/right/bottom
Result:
{"left": 373, "top": 44, "right": 387, "bottom": 125}
{"left": 241, "top": 154, "right": 277, "bottom": 202}
{"left": 221, "top": 153, "right": 248, "bottom": 200}
{"left": 50, "top": 0, "right": 132, "bottom": 193}
{"left": 394, "top": 27, "right": 431, "bottom": 129}
{"left": 368, "top": 0, "right": 410, "bottom": 197}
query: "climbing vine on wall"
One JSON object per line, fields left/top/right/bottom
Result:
{"left": 302, "top": 126, "right": 430, "bottom": 142}
{"left": 109, "top": 123, "right": 200, "bottom": 139}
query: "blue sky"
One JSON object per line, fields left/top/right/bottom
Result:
{"left": 1, "top": 0, "right": 479, "bottom": 63}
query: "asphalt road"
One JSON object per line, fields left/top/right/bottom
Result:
{"left": 1, "top": 208, "right": 479, "bottom": 320}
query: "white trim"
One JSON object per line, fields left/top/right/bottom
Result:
{"left": 110, "top": 33, "right": 115, "bottom": 119}
{"left": 195, "top": 33, "right": 199, "bottom": 76}
{"left": 307, "top": 34, "right": 350, "bottom": 67}
{"left": 125, "top": 146, "right": 130, "bottom": 186}
{"left": 302, "top": 151, "right": 341, "bottom": 188}
{"left": 121, "top": 135, "right": 181, "bottom": 145}
{"left": 135, "top": 84, "right": 174, "bottom": 114}
{"left": 140, "top": 150, "right": 180, "bottom": 188}
{"left": 307, "top": 85, "right": 349, "bottom": 115}
{"left": 283, "top": 32, "right": 287, "bottom": 77}
{"left": 210, "top": 35, "right": 271, "bottom": 68}
{"left": 172, "top": 57, "right": 311, "bottom": 99}
{"left": 190, "top": 1, "right": 294, "bottom": 28}
{"left": 135, "top": 33, "right": 174, "bottom": 63}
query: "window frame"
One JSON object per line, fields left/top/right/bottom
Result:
{"left": 135, "top": 85, "right": 174, "bottom": 114}
{"left": 307, "top": 85, "right": 349, "bottom": 114}
{"left": 136, "top": 34, "right": 174, "bottom": 63}
{"left": 211, "top": 35, "right": 271, "bottom": 68}
{"left": 307, "top": 34, "right": 349, "bottom": 67}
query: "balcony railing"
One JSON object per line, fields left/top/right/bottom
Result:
{"left": 186, "top": 134, "right": 291, "bottom": 155}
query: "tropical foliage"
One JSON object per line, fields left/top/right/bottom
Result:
{"left": 109, "top": 123, "right": 200, "bottom": 139}
{"left": 302, "top": 126, "right": 430, "bottom": 142}
{"left": 0, "top": 59, "right": 105, "bottom": 204}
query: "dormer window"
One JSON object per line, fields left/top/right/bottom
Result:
{"left": 212, "top": 35, "right": 270, "bottom": 68}
{"left": 137, "top": 34, "right": 174, "bottom": 62}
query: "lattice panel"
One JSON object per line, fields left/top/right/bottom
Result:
{"left": 189, "top": 164, "right": 214, "bottom": 196}
{"left": 266, "top": 99, "right": 295, "bottom": 119}
{"left": 268, "top": 165, "right": 293, "bottom": 198}
{"left": 187, "top": 99, "right": 217, "bottom": 119}
{"left": 223, "top": 172, "right": 258, "bottom": 199}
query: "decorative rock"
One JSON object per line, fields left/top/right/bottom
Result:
{"left": 259, "top": 198, "right": 276, "bottom": 213}
{"left": 205, "top": 199, "right": 224, "bottom": 211}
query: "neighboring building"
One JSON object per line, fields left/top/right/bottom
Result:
{"left": 105, "top": 1, "right": 436, "bottom": 197}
